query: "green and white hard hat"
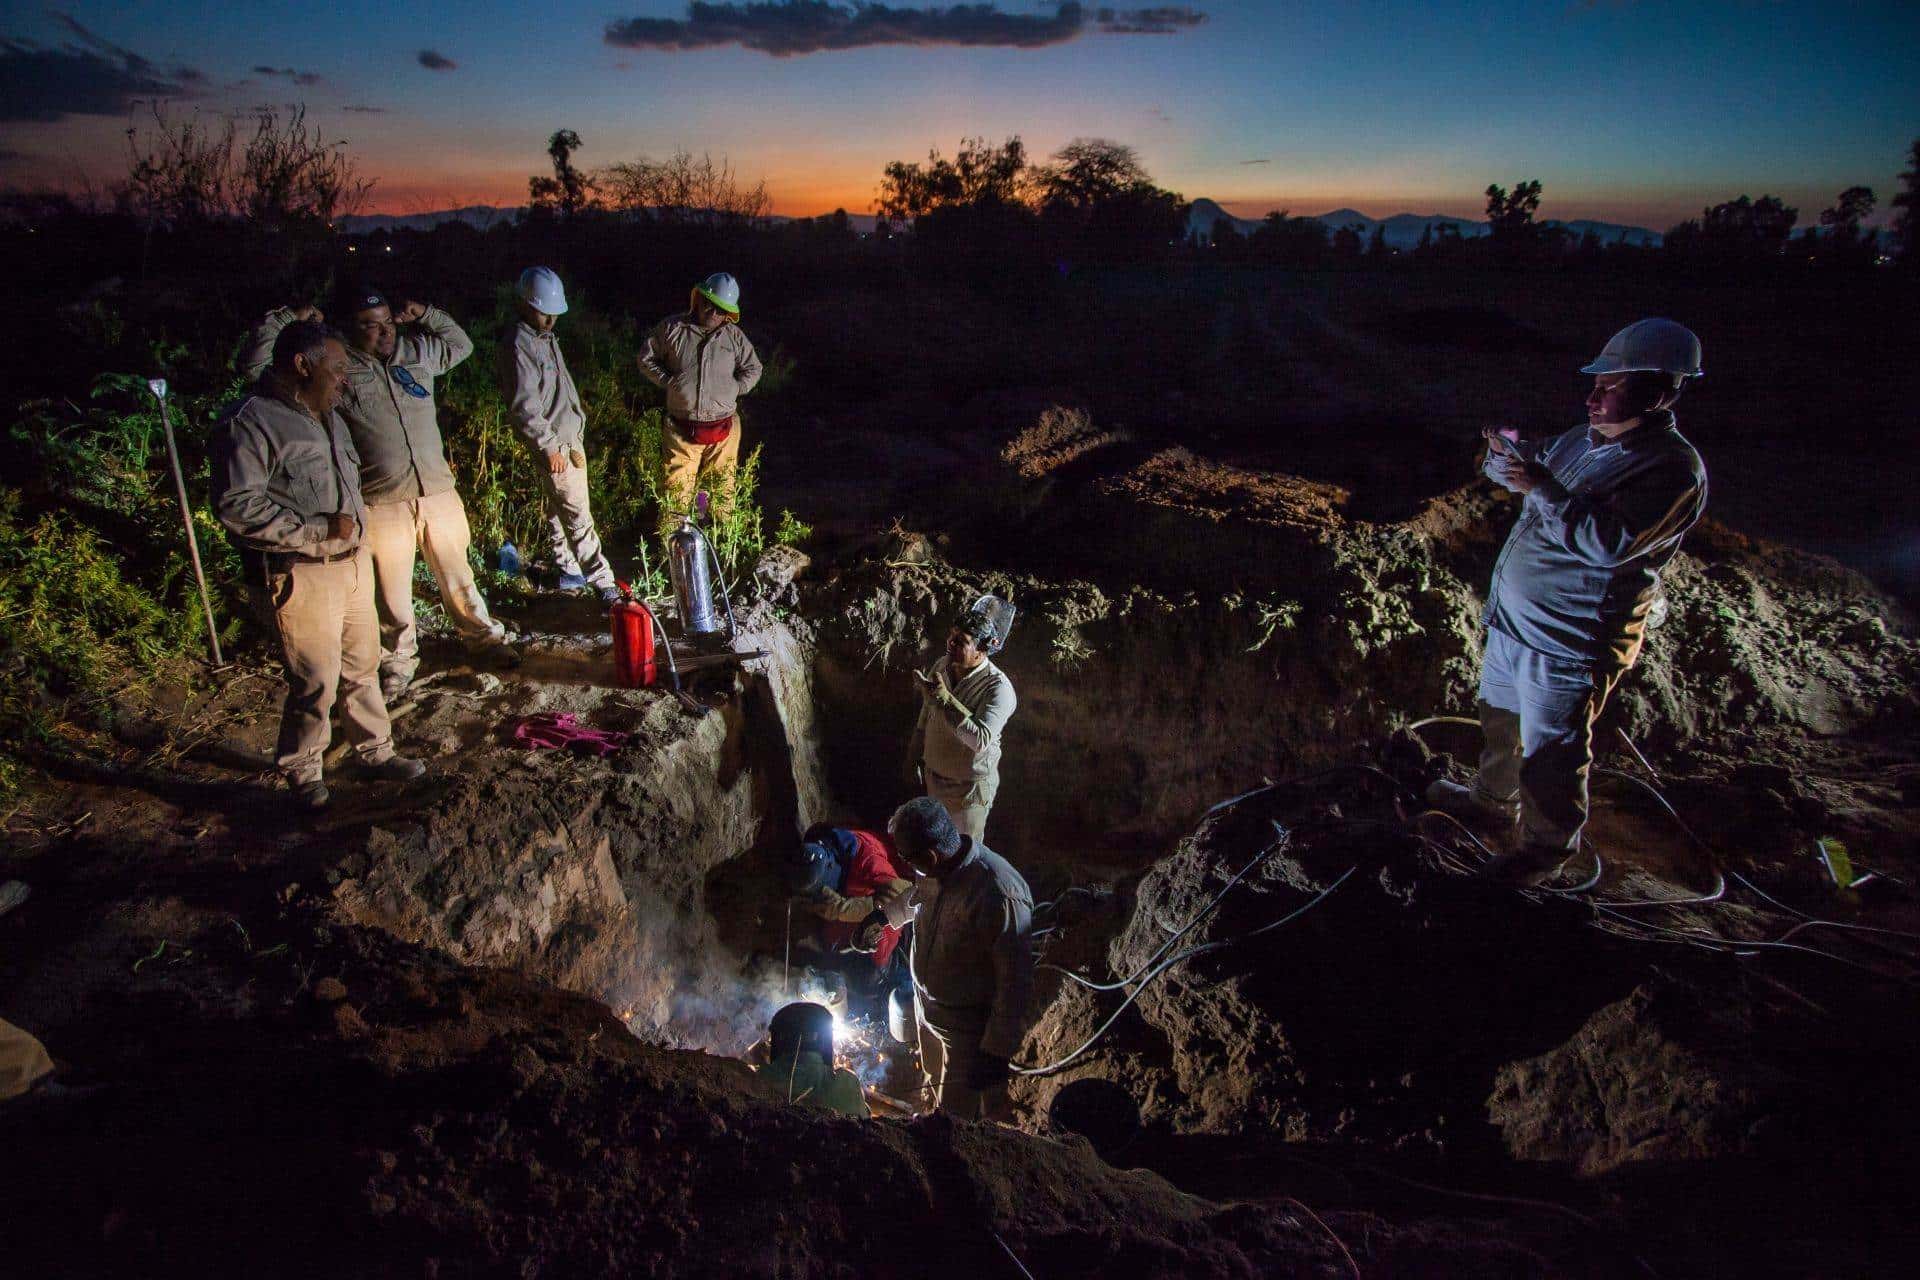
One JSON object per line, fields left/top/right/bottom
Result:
{"left": 694, "top": 272, "right": 740, "bottom": 315}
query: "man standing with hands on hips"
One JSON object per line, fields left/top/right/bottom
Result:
{"left": 1429, "top": 318, "right": 1708, "bottom": 884}
{"left": 496, "top": 267, "right": 623, "bottom": 605}
{"left": 638, "top": 272, "right": 763, "bottom": 535}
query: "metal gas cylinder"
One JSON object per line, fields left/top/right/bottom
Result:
{"left": 667, "top": 515, "right": 725, "bottom": 639}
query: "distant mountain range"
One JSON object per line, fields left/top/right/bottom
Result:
{"left": 337, "top": 200, "right": 1662, "bottom": 248}
{"left": 1185, "top": 198, "right": 1663, "bottom": 249}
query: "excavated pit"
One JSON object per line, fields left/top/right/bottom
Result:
{"left": 322, "top": 462, "right": 1920, "bottom": 1188}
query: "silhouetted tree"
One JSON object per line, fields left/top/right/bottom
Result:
{"left": 1817, "top": 185, "right": 1876, "bottom": 267}
{"left": 1331, "top": 222, "right": 1365, "bottom": 259}
{"left": 1664, "top": 194, "right": 1797, "bottom": 265}
{"left": 528, "top": 130, "right": 594, "bottom": 218}
{"left": 1211, "top": 215, "right": 1245, "bottom": 260}
{"left": 1892, "top": 138, "right": 1920, "bottom": 266}
{"left": 1250, "top": 210, "right": 1330, "bottom": 265}
{"left": 1031, "top": 138, "right": 1153, "bottom": 212}
{"left": 1366, "top": 224, "right": 1388, "bottom": 260}
{"left": 599, "top": 149, "right": 769, "bottom": 227}
{"left": 1485, "top": 179, "right": 1543, "bottom": 246}
{"left": 875, "top": 136, "right": 1029, "bottom": 226}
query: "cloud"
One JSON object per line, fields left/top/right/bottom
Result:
{"left": 604, "top": 2, "right": 1207, "bottom": 57}
{"left": 254, "top": 65, "right": 324, "bottom": 87}
{"left": 0, "top": 16, "right": 201, "bottom": 123}
{"left": 342, "top": 104, "right": 388, "bottom": 114}
{"left": 1238, "top": 158, "right": 1270, "bottom": 165}
{"left": 417, "top": 49, "right": 458, "bottom": 71}
{"left": 1094, "top": 6, "right": 1206, "bottom": 34}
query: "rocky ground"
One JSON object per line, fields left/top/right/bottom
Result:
{"left": 4, "top": 408, "right": 1919, "bottom": 1276}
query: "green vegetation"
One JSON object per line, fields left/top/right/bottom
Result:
{"left": 0, "top": 293, "right": 798, "bottom": 804}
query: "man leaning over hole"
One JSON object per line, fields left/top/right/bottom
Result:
{"left": 1428, "top": 319, "right": 1708, "bottom": 885}
{"left": 890, "top": 797, "right": 1033, "bottom": 1121}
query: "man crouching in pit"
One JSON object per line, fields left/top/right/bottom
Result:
{"left": 889, "top": 797, "right": 1033, "bottom": 1120}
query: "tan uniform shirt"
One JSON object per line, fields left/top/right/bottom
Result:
{"left": 238, "top": 307, "right": 474, "bottom": 504}
{"left": 638, "top": 314, "right": 764, "bottom": 422}
{"left": 209, "top": 379, "right": 365, "bottom": 557}
{"left": 912, "top": 657, "right": 1017, "bottom": 787}
{"left": 495, "top": 321, "right": 587, "bottom": 456}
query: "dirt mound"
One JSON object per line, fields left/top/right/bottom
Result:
{"left": 3, "top": 905, "right": 1531, "bottom": 1278}
{"left": 329, "top": 600, "right": 831, "bottom": 1055}
{"left": 1012, "top": 773, "right": 1920, "bottom": 1182}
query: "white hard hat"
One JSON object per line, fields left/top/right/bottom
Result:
{"left": 1581, "top": 318, "right": 1702, "bottom": 379}
{"left": 694, "top": 272, "right": 740, "bottom": 315}
{"left": 516, "top": 266, "right": 568, "bottom": 316}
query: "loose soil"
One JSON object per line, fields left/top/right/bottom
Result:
{"left": 5, "top": 414, "right": 1919, "bottom": 1276}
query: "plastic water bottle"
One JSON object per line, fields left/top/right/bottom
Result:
{"left": 497, "top": 541, "right": 521, "bottom": 577}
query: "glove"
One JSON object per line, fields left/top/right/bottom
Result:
{"left": 964, "top": 1052, "right": 1011, "bottom": 1092}
{"left": 850, "top": 910, "right": 889, "bottom": 954}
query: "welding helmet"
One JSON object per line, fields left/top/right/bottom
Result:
{"left": 886, "top": 985, "right": 916, "bottom": 1046}
{"left": 769, "top": 1001, "right": 834, "bottom": 1060}
{"left": 783, "top": 840, "right": 841, "bottom": 897}
{"left": 952, "top": 594, "right": 1016, "bottom": 655}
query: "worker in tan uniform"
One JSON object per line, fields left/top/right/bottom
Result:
{"left": 637, "top": 272, "right": 764, "bottom": 535}
{"left": 906, "top": 597, "right": 1018, "bottom": 841}
{"left": 495, "top": 267, "right": 622, "bottom": 605}
{"left": 239, "top": 287, "right": 510, "bottom": 700}
{"left": 210, "top": 320, "right": 426, "bottom": 810}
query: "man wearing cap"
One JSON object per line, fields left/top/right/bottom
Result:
{"left": 888, "top": 796, "right": 1033, "bottom": 1120}
{"left": 496, "top": 267, "right": 622, "bottom": 604}
{"left": 637, "top": 272, "right": 764, "bottom": 535}
{"left": 240, "top": 290, "right": 509, "bottom": 700}
{"left": 906, "top": 602, "right": 1018, "bottom": 842}
{"left": 212, "top": 320, "right": 426, "bottom": 810}
{"left": 1429, "top": 319, "right": 1709, "bottom": 883}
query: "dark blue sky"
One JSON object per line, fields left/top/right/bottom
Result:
{"left": 3, "top": 2, "right": 1915, "bottom": 227}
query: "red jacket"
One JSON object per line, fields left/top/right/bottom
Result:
{"left": 821, "top": 828, "right": 911, "bottom": 968}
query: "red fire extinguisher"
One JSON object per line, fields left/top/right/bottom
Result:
{"left": 611, "top": 597, "right": 659, "bottom": 688}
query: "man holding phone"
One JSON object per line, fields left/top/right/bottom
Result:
{"left": 1431, "top": 319, "right": 1708, "bottom": 883}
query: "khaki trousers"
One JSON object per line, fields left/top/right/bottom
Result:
{"left": 914, "top": 995, "right": 1009, "bottom": 1121}
{"left": 539, "top": 458, "right": 617, "bottom": 589}
{"left": 1475, "top": 629, "right": 1631, "bottom": 851}
{"left": 926, "top": 770, "right": 995, "bottom": 842}
{"left": 364, "top": 490, "right": 505, "bottom": 683}
{"left": 265, "top": 548, "right": 394, "bottom": 783}
{"left": 1, "top": 1016, "right": 54, "bottom": 1100}
{"left": 659, "top": 418, "right": 742, "bottom": 535}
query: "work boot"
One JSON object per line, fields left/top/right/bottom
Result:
{"left": 359, "top": 754, "right": 427, "bottom": 783}
{"left": 555, "top": 573, "right": 589, "bottom": 593}
{"left": 291, "top": 778, "right": 330, "bottom": 811}
{"left": 1425, "top": 778, "right": 1516, "bottom": 839}
{"left": 1480, "top": 844, "right": 1570, "bottom": 888}
{"left": 598, "top": 585, "right": 625, "bottom": 605}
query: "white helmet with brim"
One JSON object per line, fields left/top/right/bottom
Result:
{"left": 1582, "top": 318, "right": 1703, "bottom": 379}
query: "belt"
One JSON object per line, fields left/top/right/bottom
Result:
{"left": 243, "top": 545, "right": 358, "bottom": 577}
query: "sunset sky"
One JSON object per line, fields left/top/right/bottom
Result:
{"left": 3, "top": 1, "right": 1915, "bottom": 230}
